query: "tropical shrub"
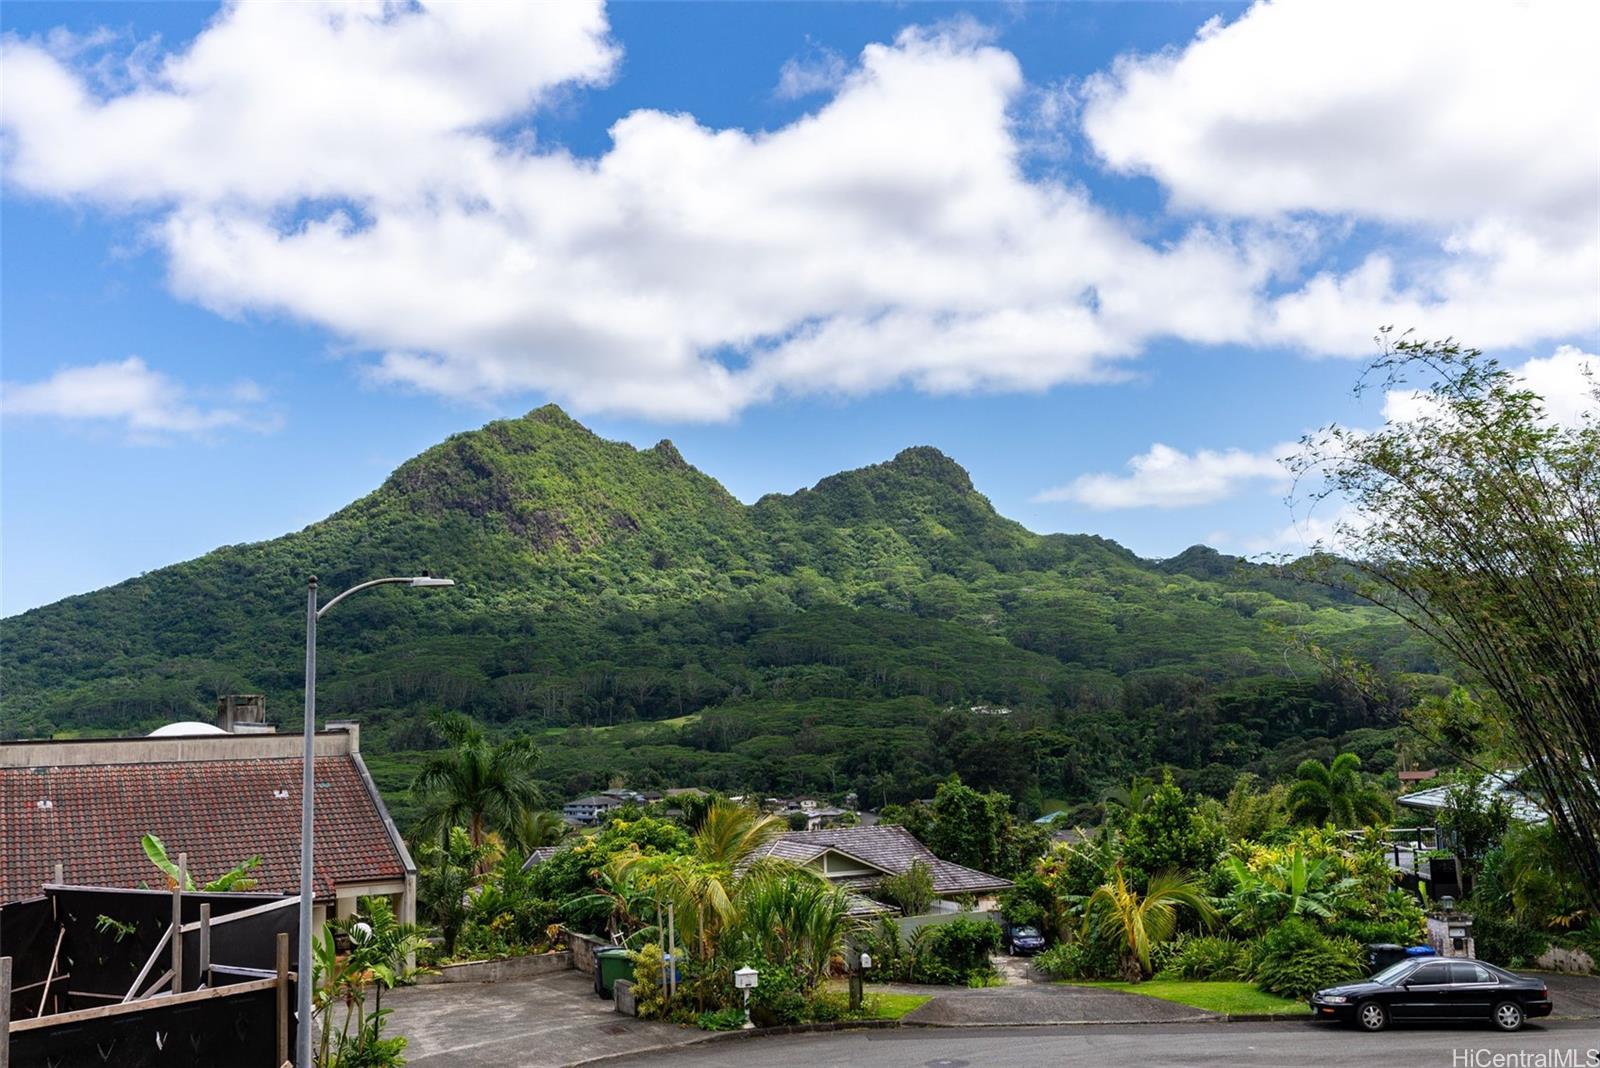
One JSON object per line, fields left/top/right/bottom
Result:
{"left": 727, "top": 862, "right": 856, "bottom": 984}
{"left": 997, "top": 871, "right": 1052, "bottom": 934}
{"left": 1118, "top": 774, "right": 1225, "bottom": 887}
{"left": 416, "top": 827, "right": 493, "bottom": 957}
{"left": 1251, "top": 918, "right": 1363, "bottom": 999}
{"left": 1082, "top": 865, "right": 1218, "bottom": 982}
{"left": 1154, "top": 935, "right": 1252, "bottom": 982}
{"left": 629, "top": 942, "right": 670, "bottom": 1020}
{"left": 748, "top": 960, "right": 808, "bottom": 1026}
{"left": 1218, "top": 844, "right": 1358, "bottom": 934}
{"left": 919, "top": 918, "right": 1002, "bottom": 984}
{"left": 1469, "top": 914, "right": 1551, "bottom": 968}
{"left": 1034, "top": 938, "right": 1119, "bottom": 981}
{"left": 877, "top": 860, "right": 935, "bottom": 916}
{"left": 856, "top": 916, "right": 1001, "bottom": 985}
{"left": 695, "top": 1007, "right": 748, "bottom": 1031}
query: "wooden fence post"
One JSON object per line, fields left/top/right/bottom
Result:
{"left": 171, "top": 853, "right": 186, "bottom": 996}
{"left": 276, "top": 932, "right": 290, "bottom": 1068}
{"left": 198, "top": 903, "right": 212, "bottom": 988}
{"left": 2, "top": 954, "right": 13, "bottom": 1068}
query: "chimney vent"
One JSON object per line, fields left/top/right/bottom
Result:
{"left": 217, "top": 694, "right": 267, "bottom": 732}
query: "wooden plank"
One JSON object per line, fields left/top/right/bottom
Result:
{"left": 138, "top": 969, "right": 173, "bottom": 1001}
{"left": 2, "top": 955, "right": 12, "bottom": 1068}
{"left": 171, "top": 853, "right": 186, "bottom": 996}
{"left": 275, "top": 931, "right": 290, "bottom": 1068}
{"left": 9, "top": 977, "right": 279, "bottom": 1033}
{"left": 176, "top": 893, "right": 296, "bottom": 934}
{"left": 35, "top": 926, "right": 64, "bottom": 1018}
{"left": 123, "top": 923, "right": 172, "bottom": 1003}
{"left": 198, "top": 903, "right": 212, "bottom": 988}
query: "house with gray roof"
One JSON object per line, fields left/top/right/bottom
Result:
{"left": 1394, "top": 768, "right": 1549, "bottom": 824}
{"left": 744, "top": 824, "right": 1011, "bottom": 913}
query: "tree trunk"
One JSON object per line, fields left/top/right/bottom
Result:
{"left": 1119, "top": 952, "right": 1144, "bottom": 984}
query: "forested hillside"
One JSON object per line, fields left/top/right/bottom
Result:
{"left": 0, "top": 406, "right": 1452, "bottom": 814}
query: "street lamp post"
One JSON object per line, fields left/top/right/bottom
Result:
{"left": 298, "top": 574, "right": 453, "bottom": 1068}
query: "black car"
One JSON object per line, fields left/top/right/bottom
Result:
{"left": 1310, "top": 957, "right": 1552, "bottom": 1032}
{"left": 1002, "top": 924, "right": 1045, "bottom": 956}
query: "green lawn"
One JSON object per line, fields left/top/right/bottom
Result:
{"left": 1065, "top": 980, "right": 1309, "bottom": 1016}
{"left": 866, "top": 992, "right": 932, "bottom": 1019}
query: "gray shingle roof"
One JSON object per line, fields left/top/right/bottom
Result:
{"left": 747, "top": 825, "right": 1011, "bottom": 895}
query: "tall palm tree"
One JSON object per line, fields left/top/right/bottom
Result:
{"left": 411, "top": 711, "right": 542, "bottom": 849}
{"left": 1286, "top": 753, "right": 1391, "bottom": 828}
{"left": 508, "top": 809, "right": 572, "bottom": 856}
{"left": 690, "top": 800, "right": 785, "bottom": 868}
{"left": 1083, "top": 865, "right": 1217, "bottom": 982}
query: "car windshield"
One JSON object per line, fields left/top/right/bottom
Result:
{"left": 1370, "top": 961, "right": 1418, "bottom": 986}
{"left": 1015, "top": 927, "right": 1041, "bottom": 937}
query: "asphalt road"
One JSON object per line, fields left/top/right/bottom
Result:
{"left": 601, "top": 1020, "right": 1600, "bottom": 1068}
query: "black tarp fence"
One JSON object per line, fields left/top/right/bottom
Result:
{"left": 0, "top": 896, "right": 54, "bottom": 1020}
{"left": 3, "top": 885, "right": 300, "bottom": 1066}
{"left": 2, "top": 885, "right": 292, "bottom": 1015}
{"left": 8, "top": 977, "right": 283, "bottom": 1068}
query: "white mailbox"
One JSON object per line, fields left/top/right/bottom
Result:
{"left": 734, "top": 966, "right": 759, "bottom": 990}
{"left": 859, "top": 952, "right": 873, "bottom": 971}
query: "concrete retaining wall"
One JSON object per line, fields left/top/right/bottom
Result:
{"left": 566, "top": 930, "right": 611, "bottom": 977}
{"left": 415, "top": 951, "right": 573, "bottom": 985}
{"left": 1536, "top": 945, "right": 1595, "bottom": 974}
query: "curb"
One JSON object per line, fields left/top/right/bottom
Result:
{"left": 562, "top": 1009, "right": 1317, "bottom": 1064}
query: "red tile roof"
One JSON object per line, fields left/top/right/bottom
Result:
{"left": 0, "top": 755, "right": 406, "bottom": 904}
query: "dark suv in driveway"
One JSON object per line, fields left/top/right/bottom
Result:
{"left": 1311, "top": 958, "right": 1552, "bottom": 1032}
{"left": 1002, "top": 924, "right": 1046, "bottom": 956}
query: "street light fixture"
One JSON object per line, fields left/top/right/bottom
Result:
{"left": 298, "top": 574, "right": 453, "bottom": 1068}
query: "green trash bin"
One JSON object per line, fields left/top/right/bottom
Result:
{"left": 594, "top": 947, "right": 634, "bottom": 999}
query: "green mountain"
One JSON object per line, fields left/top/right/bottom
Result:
{"left": 0, "top": 406, "right": 1448, "bottom": 814}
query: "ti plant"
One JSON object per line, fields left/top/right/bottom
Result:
{"left": 313, "top": 897, "right": 428, "bottom": 1068}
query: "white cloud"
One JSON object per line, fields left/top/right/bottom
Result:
{"left": 775, "top": 44, "right": 848, "bottom": 100}
{"left": 1083, "top": 0, "right": 1600, "bottom": 357}
{"left": 1, "top": 2, "right": 1594, "bottom": 421}
{"left": 1383, "top": 346, "right": 1599, "bottom": 428}
{"left": 1, "top": 358, "right": 268, "bottom": 439}
{"left": 1220, "top": 504, "right": 1360, "bottom": 558}
{"left": 1035, "top": 441, "right": 1295, "bottom": 510}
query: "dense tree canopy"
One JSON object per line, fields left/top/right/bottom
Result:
{"left": 1292, "top": 334, "right": 1600, "bottom": 908}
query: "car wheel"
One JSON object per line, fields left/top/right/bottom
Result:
{"left": 1492, "top": 1001, "right": 1524, "bottom": 1032}
{"left": 1357, "top": 1001, "right": 1387, "bottom": 1032}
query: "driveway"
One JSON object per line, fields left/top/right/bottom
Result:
{"left": 1542, "top": 972, "right": 1600, "bottom": 1019}
{"left": 384, "top": 969, "right": 710, "bottom": 1068}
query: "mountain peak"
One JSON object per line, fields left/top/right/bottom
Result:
{"left": 886, "top": 446, "right": 973, "bottom": 492}
{"left": 522, "top": 403, "right": 585, "bottom": 430}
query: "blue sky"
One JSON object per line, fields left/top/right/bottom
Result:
{"left": 2, "top": 1, "right": 1596, "bottom": 616}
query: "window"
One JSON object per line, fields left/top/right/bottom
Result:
{"left": 1450, "top": 962, "right": 1493, "bottom": 984}
{"left": 1410, "top": 962, "right": 1451, "bottom": 984}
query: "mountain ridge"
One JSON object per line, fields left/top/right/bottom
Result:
{"left": 1, "top": 405, "right": 1438, "bottom": 788}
